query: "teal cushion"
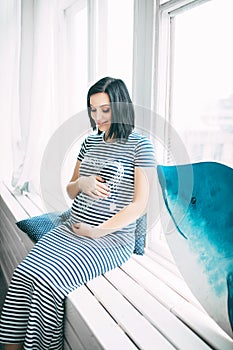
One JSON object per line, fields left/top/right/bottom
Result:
{"left": 16, "top": 210, "right": 71, "bottom": 242}
{"left": 134, "top": 214, "right": 147, "bottom": 255}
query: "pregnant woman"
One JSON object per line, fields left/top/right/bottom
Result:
{"left": 0, "top": 77, "right": 155, "bottom": 350}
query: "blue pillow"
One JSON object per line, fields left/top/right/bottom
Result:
{"left": 16, "top": 210, "right": 71, "bottom": 242}
{"left": 16, "top": 209, "right": 147, "bottom": 255}
{"left": 134, "top": 214, "right": 147, "bottom": 255}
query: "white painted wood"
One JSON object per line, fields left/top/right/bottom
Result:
{"left": 160, "top": 0, "right": 211, "bottom": 15}
{"left": 122, "top": 258, "right": 189, "bottom": 309}
{"left": 0, "top": 189, "right": 34, "bottom": 282}
{"left": 87, "top": 276, "right": 175, "bottom": 349}
{"left": 104, "top": 268, "right": 211, "bottom": 350}
{"left": 63, "top": 0, "right": 86, "bottom": 16}
{"left": 121, "top": 259, "right": 233, "bottom": 350}
{"left": 147, "top": 238, "right": 176, "bottom": 266}
{"left": 67, "top": 286, "right": 138, "bottom": 350}
{"left": 0, "top": 246, "right": 15, "bottom": 284}
{"left": 133, "top": 254, "right": 202, "bottom": 309}
{"left": 64, "top": 338, "right": 72, "bottom": 350}
{"left": 144, "top": 247, "right": 182, "bottom": 277}
{"left": 13, "top": 192, "right": 43, "bottom": 217}
{"left": 172, "top": 304, "right": 233, "bottom": 350}
{"left": 3, "top": 181, "right": 43, "bottom": 217}
{"left": 64, "top": 319, "right": 86, "bottom": 350}
{"left": 0, "top": 182, "right": 29, "bottom": 221}
{"left": 132, "top": 0, "right": 155, "bottom": 110}
{"left": 1, "top": 181, "right": 232, "bottom": 350}
{"left": 25, "top": 192, "right": 45, "bottom": 213}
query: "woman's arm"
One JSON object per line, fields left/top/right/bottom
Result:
{"left": 72, "top": 166, "right": 155, "bottom": 238}
{"left": 66, "top": 160, "right": 82, "bottom": 199}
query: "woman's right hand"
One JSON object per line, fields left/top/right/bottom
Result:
{"left": 78, "top": 175, "right": 110, "bottom": 199}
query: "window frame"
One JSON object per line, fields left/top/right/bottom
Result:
{"left": 153, "top": 0, "right": 211, "bottom": 119}
{"left": 150, "top": 0, "right": 213, "bottom": 259}
{"left": 62, "top": 0, "right": 95, "bottom": 83}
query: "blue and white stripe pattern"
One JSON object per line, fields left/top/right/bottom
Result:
{"left": 0, "top": 131, "right": 155, "bottom": 349}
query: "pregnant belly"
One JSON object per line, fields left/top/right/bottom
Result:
{"left": 70, "top": 193, "right": 117, "bottom": 226}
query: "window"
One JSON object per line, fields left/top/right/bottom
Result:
{"left": 156, "top": 0, "right": 233, "bottom": 167}
{"left": 152, "top": 0, "right": 233, "bottom": 256}
{"left": 171, "top": 0, "right": 233, "bottom": 167}
{"left": 95, "top": 0, "right": 134, "bottom": 94}
{"left": 64, "top": 0, "right": 134, "bottom": 117}
{"left": 64, "top": 0, "right": 88, "bottom": 116}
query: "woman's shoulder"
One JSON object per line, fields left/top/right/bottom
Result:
{"left": 128, "top": 131, "right": 152, "bottom": 144}
{"left": 84, "top": 132, "right": 103, "bottom": 144}
{"left": 129, "top": 131, "right": 155, "bottom": 154}
{"left": 129, "top": 131, "right": 155, "bottom": 166}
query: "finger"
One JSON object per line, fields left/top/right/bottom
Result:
{"left": 71, "top": 225, "right": 79, "bottom": 234}
{"left": 96, "top": 182, "right": 110, "bottom": 192}
{"left": 87, "top": 190, "right": 99, "bottom": 199}
{"left": 73, "top": 223, "right": 80, "bottom": 229}
{"left": 95, "top": 175, "right": 105, "bottom": 182}
{"left": 95, "top": 187, "right": 110, "bottom": 198}
{"left": 96, "top": 178, "right": 110, "bottom": 192}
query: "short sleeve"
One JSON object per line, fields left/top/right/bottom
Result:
{"left": 77, "top": 138, "right": 88, "bottom": 161}
{"left": 134, "top": 137, "right": 156, "bottom": 168}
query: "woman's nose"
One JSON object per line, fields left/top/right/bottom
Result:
{"left": 95, "top": 109, "right": 103, "bottom": 121}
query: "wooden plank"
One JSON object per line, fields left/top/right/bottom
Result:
{"left": 0, "top": 182, "right": 28, "bottom": 221}
{"left": 64, "top": 319, "right": 86, "bottom": 350}
{"left": 104, "top": 268, "right": 212, "bottom": 350}
{"left": 25, "top": 192, "right": 45, "bottom": 213}
{"left": 144, "top": 247, "right": 182, "bottom": 277}
{"left": 0, "top": 209, "right": 32, "bottom": 285}
{"left": 147, "top": 239, "right": 175, "bottom": 263}
{"left": 14, "top": 193, "right": 43, "bottom": 217}
{"left": 64, "top": 338, "right": 72, "bottom": 350}
{"left": 0, "top": 182, "right": 34, "bottom": 283}
{"left": 0, "top": 209, "right": 28, "bottom": 261}
{"left": 0, "top": 242, "right": 15, "bottom": 284}
{"left": 87, "top": 276, "right": 175, "bottom": 350}
{"left": 122, "top": 259, "right": 187, "bottom": 309}
{"left": 2, "top": 182, "right": 42, "bottom": 217}
{"left": 67, "top": 286, "right": 138, "bottom": 350}
{"left": 121, "top": 259, "right": 233, "bottom": 350}
{"left": 2, "top": 182, "right": 44, "bottom": 216}
{"left": 0, "top": 196, "right": 34, "bottom": 252}
{"left": 172, "top": 304, "right": 233, "bottom": 350}
{"left": 133, "top": 254, "right": 203, "bottom": 310}
{"left": 0, "top": 228, "right": 20, "bottom": 272}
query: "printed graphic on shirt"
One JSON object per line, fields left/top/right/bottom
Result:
{"left": 78, "top": 157, "right": 124, "bottom": 214}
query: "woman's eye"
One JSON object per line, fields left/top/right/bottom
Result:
{"left": 90, "top": 107, "right": 111, "bottom": 113}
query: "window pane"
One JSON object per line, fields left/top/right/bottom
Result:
{"left": 66, "top": 6, "right": 88, "bottom": 115}
{"left": 171, "top": 0, "right": 233, "bottom": 167}
{"left": 96, "top": 0, "right": 134, "bottom": 94}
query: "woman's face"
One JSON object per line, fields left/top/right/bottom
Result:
{"left": 90, "top": 92, "right": 112, "bottom": 133}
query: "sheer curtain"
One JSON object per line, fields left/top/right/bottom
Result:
{"left": 0, "top": 0, "right": 21, "bottom": 185}
{"left": 0, "top": 0, "right": 67, "bottom": 194}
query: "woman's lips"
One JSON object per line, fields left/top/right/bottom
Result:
{"left": 97, "top": 121, "right": 108, "bottom": 126}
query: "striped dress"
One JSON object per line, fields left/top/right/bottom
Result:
{"left": 0, "top": 131, "right": 155, "bottom": 350}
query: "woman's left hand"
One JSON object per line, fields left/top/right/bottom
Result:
{"left": 72, "top": 222, "right": 98, "bottom": 239}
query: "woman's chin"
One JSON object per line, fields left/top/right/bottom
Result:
{"left": 98, "top": 126, "right": 110, "bottom": 133}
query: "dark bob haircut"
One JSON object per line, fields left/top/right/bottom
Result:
{"left": 87, "top": 77, "right": 135, "bottom": 141}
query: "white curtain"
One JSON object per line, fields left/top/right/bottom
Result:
{"left": 0, "top": 0, "right": 67, "bottom": 194}
{"left": 0, "top": 0, "right": 21, "bottom": 184}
